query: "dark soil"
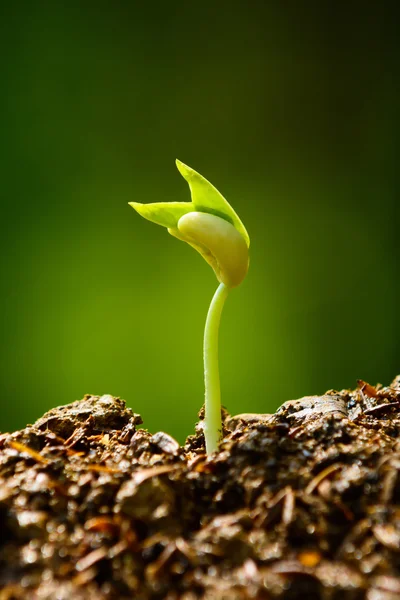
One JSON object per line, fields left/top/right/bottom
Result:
{"left": 1, "top": 378, "right": 400, "bottom": 599}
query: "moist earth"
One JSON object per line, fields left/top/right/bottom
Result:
{"left": 1, "top": 378, "right": 400, "bottom": 599}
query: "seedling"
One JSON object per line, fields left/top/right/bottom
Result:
{"left": 130, "top": 160, "right": 250, "bottom": 453}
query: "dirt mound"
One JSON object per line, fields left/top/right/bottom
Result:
{"left": 1, "top": 378, "right": 400, "bottom": 599}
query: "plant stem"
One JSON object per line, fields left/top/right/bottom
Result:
{"left": 203, "top": 282, "right": 230, "bottom": 453}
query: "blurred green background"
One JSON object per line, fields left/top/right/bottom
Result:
{"left": 1, "top": 2, "right": 398, "bottom": 442}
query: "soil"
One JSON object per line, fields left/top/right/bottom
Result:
{"left": 1, "top": 378, "right": 400, "bottom": 599}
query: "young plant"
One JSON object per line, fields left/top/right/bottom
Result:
{"left": 130, "top": 160, "right": 250, "bottom": 453}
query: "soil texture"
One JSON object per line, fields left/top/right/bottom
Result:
{"left": 1, "top": 377, "right": 400, "bottom": 599}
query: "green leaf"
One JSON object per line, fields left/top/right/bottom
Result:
{"left": 129, "top": 201, "right": 194, "bottom": 229}
{"left": 175, "top": 159, "right": 250, "bottom": 247}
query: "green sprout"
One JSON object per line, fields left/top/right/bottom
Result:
{"left": 130, "top": 160, "right": 250, "bottom": 453}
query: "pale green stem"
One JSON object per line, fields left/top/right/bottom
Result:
{"left": 203, "top": 282, "right": 230, "bottom": 453}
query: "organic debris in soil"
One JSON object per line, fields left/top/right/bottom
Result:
{"left": 1, "top": 379, "right": 400, "bottom": 599}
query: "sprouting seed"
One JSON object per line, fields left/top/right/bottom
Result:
{"left": 130, "top": 160, "right": 250, "bottom": 453}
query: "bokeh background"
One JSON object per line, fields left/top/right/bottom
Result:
{"left": 1, "top": 2, "right": 398, "bottom": 442}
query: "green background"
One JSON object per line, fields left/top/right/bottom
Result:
{"left": 1, "top": 3, "right": 398, "bottom": 442}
